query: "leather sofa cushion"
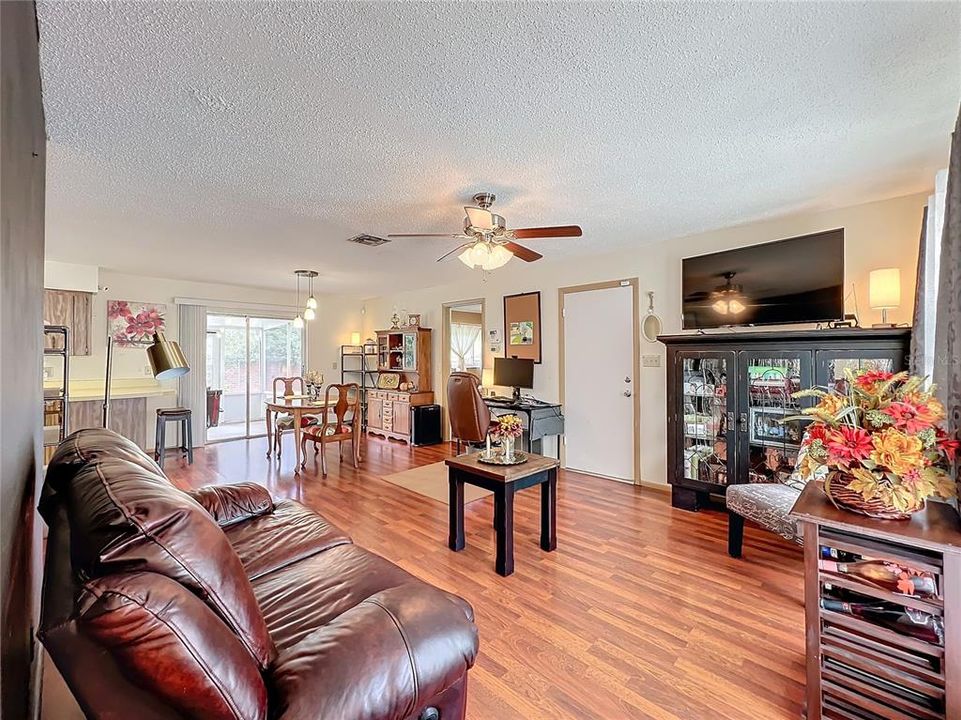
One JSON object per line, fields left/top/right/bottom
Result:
{"left": 189, "top": 483, "right": 275, "bottom": 527}
{"left": 64, "top": 457, "right": 276, "bottom": 669}
{"left": 252, "top": 543, "right": 473, "bottom": 652}
{"left": 224, "top": 500, "right": 351, "bottom": 581}
{"left": 40, "top": 428, "right": 165, "bottom": 520}
{"left": 270, "top": 584, "right": 479, "bottom": 720}
{"left": 78, "top": 572, "right": 268, "bottom": 720}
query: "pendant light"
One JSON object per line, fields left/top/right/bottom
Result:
{"left": 303, "top": 271, "right": 316, "bottom": 321}
{"left": 292, "top": 271, "right": 304, "bottom": 328}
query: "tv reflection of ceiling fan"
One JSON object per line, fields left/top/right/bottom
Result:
{"left": 387, "top": 192, "right": 582, "bottom": 271}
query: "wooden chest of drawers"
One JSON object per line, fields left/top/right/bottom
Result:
{"left": 366, "top": 390, "right": 433, "bottom": 444}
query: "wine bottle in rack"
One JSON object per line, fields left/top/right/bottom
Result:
{"left": 820, "top": 558, "right": 938, "bottom": 598}
{"left": 819, "top": 598, "right": 945, "bottom": 646}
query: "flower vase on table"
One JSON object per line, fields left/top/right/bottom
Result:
{"left": 478, "top": 414, "right": 527, "bottom": 465}
{"left": 787, "top": 369, "right": 959, "bottom": 520}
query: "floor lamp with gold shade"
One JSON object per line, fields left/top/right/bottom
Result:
{"left": 102, "top": 332, "right": 190, "bottom": 428}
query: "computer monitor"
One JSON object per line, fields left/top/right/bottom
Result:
{"left": 493, "top": 357, "right": 534, "bottom": 401}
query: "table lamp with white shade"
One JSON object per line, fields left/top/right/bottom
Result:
{"left": 869, "top": 268, "right": 901, "bottom": 328}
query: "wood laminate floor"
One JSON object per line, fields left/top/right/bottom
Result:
{"left": 165, "top": 435, "right": 805, "bottom": 720}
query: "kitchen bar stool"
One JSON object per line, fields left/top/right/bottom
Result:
{"left": 154, "top": 407, "right": 193, "bottom": 469}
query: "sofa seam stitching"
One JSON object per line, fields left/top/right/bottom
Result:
{"left": 366, "top": 597, "right": 419, "bottom": 716}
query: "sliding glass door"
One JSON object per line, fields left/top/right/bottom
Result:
{"left": 205, "top": 314, "right": 304, "bottom": 442}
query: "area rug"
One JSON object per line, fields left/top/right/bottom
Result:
{"left": 381, "top": 461, "right": 492, "bottom": 505}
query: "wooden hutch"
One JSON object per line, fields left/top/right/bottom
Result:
{"left": 366, "top": 327, "right": 433, "bottom": 444}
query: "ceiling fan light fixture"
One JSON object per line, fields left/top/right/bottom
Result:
{"left": 485, "top": 243, "right": 513, "bottom": 270}
{"left": 457, "top": 247, "right": 475, "bottom": 268}
{"left": 469, "top": 240, "right": 491, "bottom": 266}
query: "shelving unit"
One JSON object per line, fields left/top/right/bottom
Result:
{"left": 340, "top": 344, "right": 378, "bottom": 430}
{"left": 43, "top": 325, "right": 70, "bottom": 464}
{"left": 792, "top": 482, "right": 961, "bottom": 719}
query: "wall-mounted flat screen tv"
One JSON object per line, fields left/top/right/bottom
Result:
{"left": 682, "top": 229, "right": 844, "bottom": 330}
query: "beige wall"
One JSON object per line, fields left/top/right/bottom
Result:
{"left": 358, "top": 192, "right": 927, "bottom": 485}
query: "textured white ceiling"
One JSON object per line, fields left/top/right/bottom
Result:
{"left": 37, "top": 1, "right": 960, "bottom": 294}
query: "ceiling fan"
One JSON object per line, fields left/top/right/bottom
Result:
{"left": 388, "top": 192, "right": 582, "bottom": 270}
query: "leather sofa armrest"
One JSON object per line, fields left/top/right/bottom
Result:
{"left": 271, "top": 585, "right": 478, "bottom": 720}
{"left": 188, "top": 483, "right": 274, "bottom": 527}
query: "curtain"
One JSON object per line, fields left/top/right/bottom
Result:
{"left": 933, "top": 108, "right": 961, "bottom": 457}
{"left": 178, "top": 303, "right": 207, "bottom": 448}
{"left": 910, "top": 206, "right": 929, "bottom": 375}
{"left": 450, "top": 322, "right": 482, "bottom": 371}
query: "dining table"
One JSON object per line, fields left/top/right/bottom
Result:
{"left": 264, "top": 395, "right": 332, "bottom": 473}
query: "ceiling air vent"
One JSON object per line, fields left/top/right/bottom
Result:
{"left": 346, "top": 234, "right": 390, "bottom": 247}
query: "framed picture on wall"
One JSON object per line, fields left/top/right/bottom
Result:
{"left": 503, "top": 291, "right": 542, "bottom": 364}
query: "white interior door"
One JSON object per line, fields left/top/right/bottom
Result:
{"left": 563, "top": 285, "right": 635, "bottom": 481}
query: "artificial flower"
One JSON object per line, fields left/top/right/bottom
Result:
{"left": 936, "top": 430, "right": 960, "bottom": 462}
{"left": 884, "top": 399, "right": 943, "bottom": 433}
{"left": 815, "top": 393, "right": 848, "bottom": 417}
{"left": 870, "top": 427, "right": 926, "bottom": 476}
{"left": 854, "top": 369, "right": 894, "bottom": 391}
{"left": 826, "top": 425, "right": 874, "bottom": 463}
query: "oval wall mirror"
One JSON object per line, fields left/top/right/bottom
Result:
{"left": 641, "top": 291, "right": 663, "bottom": 342}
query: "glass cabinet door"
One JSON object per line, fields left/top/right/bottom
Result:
{"left": 677, "top": 351, "right": 736, "bottom": 489}
{"left": 737, "top": 350, "right": 813, "bottom": 484}
{"left": 815, "top": 349, "right": 905, "bottom": 394}
{"left": 402, "top": 332, "right": 417, "bottom": 370}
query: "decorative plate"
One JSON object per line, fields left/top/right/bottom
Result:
{"left": 477, "top": 451, "right": 529, "bottom": 466}
{"left": 377, "top": 373, "right": 400, "bottom": 389}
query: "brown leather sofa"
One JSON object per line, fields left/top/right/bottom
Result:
{"left": 38, "top": 428, "right": 479, "bottom": 720}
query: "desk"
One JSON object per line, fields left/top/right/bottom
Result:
{"left": 264, "top": 397, "right": 333, "bottom": 473}
{"left": 446, "top": 452, "right": 559, "bottom": 576}
{"left": 483, "top": 398, "right": 564, "bottom": 458}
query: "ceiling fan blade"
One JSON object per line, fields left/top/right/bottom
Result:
{"left": 464, "top": 206, "right": 494, "bottom": 230}
{"left": 511, "top": 225, "right": 583, "bottom": 239}
{"left": 503, "top": 241, "right": 542, "bottom": 262}
{"left": 387, "top": 233, "right": 460, "bottom": 238}
{"left": 436, "top": 242, "right": 472, "bottom": 263}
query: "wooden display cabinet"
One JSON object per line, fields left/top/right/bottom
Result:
{"left": 367, "top": 328, "right": 433, "bottom": 444}
{"left": 660, "top": 328, "right": 911, "bottom": 511}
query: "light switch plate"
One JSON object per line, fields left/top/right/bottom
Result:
{"left": 642, "top": 354, "right": 662, "bottom": 368}
{"left": 331, "top": 362, "right": 338, "bottom": 370}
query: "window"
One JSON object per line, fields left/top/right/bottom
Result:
{"left": 450, "top": 322, "right": 482, "bottom": 371}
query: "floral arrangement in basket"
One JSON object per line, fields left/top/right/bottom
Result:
{"left": 789, "top": 369, "right": 958, "bottom": 519}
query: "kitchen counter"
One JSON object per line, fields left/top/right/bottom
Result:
{"left": 44, "top": 378, "right": 177, "bottom": 400}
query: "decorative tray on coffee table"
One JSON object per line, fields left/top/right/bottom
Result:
{"left": 477, "top": 451, "right": 529, "bottom": 466}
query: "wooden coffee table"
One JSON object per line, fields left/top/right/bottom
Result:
{"left": 445, "top": 452, "right": 559, "bottom": 577}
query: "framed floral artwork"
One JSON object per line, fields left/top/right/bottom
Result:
{"left": 107, "top": 300, "right": 166, "bottom": 348}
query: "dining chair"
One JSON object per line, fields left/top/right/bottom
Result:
{"left": 300, "top": 383, "right": 360, "bottom": 477}
{"left": 272, "top": 376, "right": 319, "bottom": 457}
